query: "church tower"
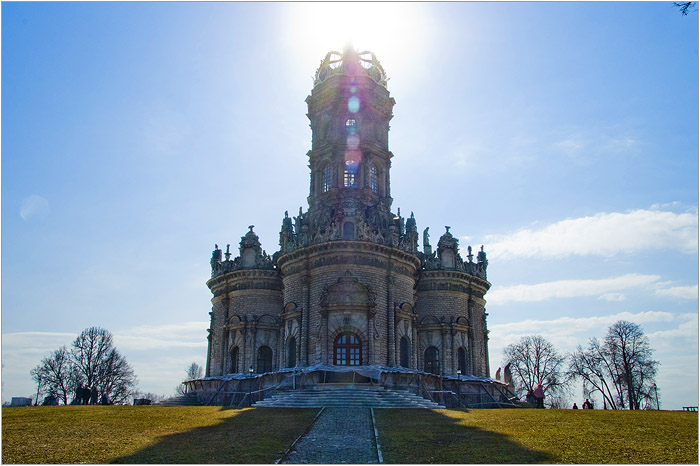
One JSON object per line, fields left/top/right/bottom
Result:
{"left": 205, "top": 46, "right": 492, "bottom": 382}
{"left": 302, "top": 46, "right": 398, "bottom": 246}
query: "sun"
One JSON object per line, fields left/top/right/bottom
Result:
{"left": 286, "top": 3, "right": 431, "bottom": 79}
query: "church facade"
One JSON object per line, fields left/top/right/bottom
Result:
{"left": 205, "top": 47, "right": 491, "bottom": 381}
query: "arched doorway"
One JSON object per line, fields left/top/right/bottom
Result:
{"left": 400, "top": 337, "right": 410, "bottom": 368}
{"left": 230, "top": 346, "right": 239, "bottom": 373}
{"left": 457, "top": 347, "right": 467, "bottom": 375}
{"left": 334, "top": 333, "right": 362, "bottom": 366}
{"left": 287, "top": 337, "right": 296, "bottom": 368}
{"left": 257, "top": 346, "right": 273, "bottom": 373}
{"left": 424, "top": 346, "right": 439, "bottom": 374}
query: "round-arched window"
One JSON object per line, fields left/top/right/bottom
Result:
{"left": 257, "top": 346, "right": 273, "bottom": 373}
{"left": 334, "top": 333, "right": 362, "bottom": 366}
{"left": 424, "top": 347, "right": 439, "bottom": 374}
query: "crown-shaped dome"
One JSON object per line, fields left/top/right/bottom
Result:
{"left": 314, "top": 45, "right": 388, "bottom": 88}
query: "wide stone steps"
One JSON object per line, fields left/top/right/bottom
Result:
{"left": 253, "top": 386, "right": 444, "bottom": 409}
{"left": 158, "top": 392, "right": 202, "bottom": 406}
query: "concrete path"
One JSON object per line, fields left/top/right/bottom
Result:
{"left": 282, "top": 408, "right": 378, "bottom": 464}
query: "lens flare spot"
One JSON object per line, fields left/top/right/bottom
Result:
{"left": 345, "top": 119, "right": 357, "bottom": 135}
{"left": 350, "top": 86, "right": 357, "bottom": 94}
{"left": 347, "top": 134, "right": 360, "bottom": 150}
{"left": 344, "top": 150, "right": 362, "bottom": 172}
{"left": 347, "top": 96, "right": 360, "bottom": 113}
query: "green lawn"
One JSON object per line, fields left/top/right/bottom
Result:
{"left": 3, "top": 406, "right": 697, "bottom": 464}
{"left": 2, "top": 406, "right": 317, "bottom": 464}
{"left": 374, "top": 408, "right": 699, "bottom": 464}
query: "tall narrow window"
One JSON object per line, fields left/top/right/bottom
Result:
{"left": 400, "top": 337, "right": 410, "bottom": 368}
{"left": 257, "top": 346, "right": 273, "bottom": 373}
{"left": 322, "top": 164, "right": 332, "bottom": 193}
{"left": 424, "top": 347, "right": 439, "bottom": 375}
{"left": 345, "top": 119, "right": 357, "bottom": 135}
{"left": 369, "top": 165, "right": 378, "bottom": 193}
{"left": 458, "top": 347, "right": 467, "bottom": 375}
{"left": 344, "top": 161, "right": 357, "bottom": 188}
{"left": 287, "top": 337, "right": 296, "bottom": 368}
{"left": 230, "top": 347, "right": 239, "bottom": 373}
{"left": 343, "top": 222, "right": 355, "bottom": 240}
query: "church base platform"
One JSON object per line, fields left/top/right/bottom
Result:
{"left": 182, "top": 365, "right": 519, "bottom": 408}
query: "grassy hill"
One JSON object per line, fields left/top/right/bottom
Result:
{"left": 2, "top": 406, "right": 697, "bottom": 464}
{"left": 374, "top": 408, "right": 698, "bottom": 464}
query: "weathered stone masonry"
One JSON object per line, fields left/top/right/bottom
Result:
{"left": 205, "top": 47, "right": 491, "bottom": 379}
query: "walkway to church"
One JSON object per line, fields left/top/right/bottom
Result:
{"left": 280, "top": 408, "right": 379, "bottom": 464}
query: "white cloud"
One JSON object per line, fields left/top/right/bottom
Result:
{"left": 598, "top": 292, "right": 626, "bottom": 302}
{"left": 488, "top": 273, "right": 660, "bottom": 305}
{"left": 479, "top": 208, "right": 698, "bottom": 260}
{"left": 113, "top": 321, "right": 209, "bottom": 351}
{"left": 19, "top": 195, "right": 50, "bottom": 221}
{"left": 655, "top": 285, "right": 698, "bottom": 300}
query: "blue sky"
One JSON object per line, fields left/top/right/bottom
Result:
{"left": 2, "top": 2, "right": 697, "bottom": 408}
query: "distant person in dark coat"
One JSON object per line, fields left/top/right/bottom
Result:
{"left": 90, "top": 386, "right": 99, "bottom": 405}
{"left": 73, "top": 384, "right": 84, "bottom": 405}
{"left": 534, "top": 384, "right": 545, "bottom": 409}
{"left": 572, "top": 403, "right": 579, "bottom": 409}
{"left": 100, "top": 393, "right": 111, "bottom": 405}
{"left": 82, "top": 384, "right": 91, "bottom": 405}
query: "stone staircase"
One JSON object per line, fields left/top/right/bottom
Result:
{"left": 253, "top": 384, "right": 444, "bottom": 408}
{"left": 158, "top": 392, "right": 202, "bottom": 406}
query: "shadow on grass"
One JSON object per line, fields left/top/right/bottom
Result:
{"left": 112, "top": 407, "right": 317, "bottom": 464}
{"left": 374, "top": 408, "right": 553, "bottom": 464}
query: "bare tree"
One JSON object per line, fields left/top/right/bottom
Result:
{"left": 70, "top": 327, "right": 137, "bottom": 404}
{"left": 674, "top": 2, "right": 697, "bottom": 15}
{"left": 568, "top": 320, "right": 658, "bottom": 410}
{"left": 606, "top": 320, "right": 658, "bottom": 410}
{"left": 185, "top": 362, "right": 204, "bottom": 380}
{"left": 175, "top": 362, "right": 204, "bottom": 395}
{"left": 569, "top": 338, "right": 622, "bottom": 409}
{"left": 502, "top": 335, "right": 569, "bottom": 406}
{"left": 30, "top": 346, "right": 76, "bottom": 405}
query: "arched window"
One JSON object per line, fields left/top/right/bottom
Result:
{"left": 458, "top": 347, "right": 467, "bottom": 375}
{"left": 344, "top": 161, "right": 357, "bottom": 188}
{"left": 343, "top": 222, "right": 355, "bottom": 240}
{"left": 287, "top": 337, "right": 296, "bottom": 368}
{"left": 400, "top": 337, "right": 410, "bottom": 368}
{"left": 230, "top": 347, "right": 239, "bottom": 373}
{"left": 334, "top": 333, "right": 362, "bottom": 366}
{"left": 424, "top": 347, "right": 439, "bottom": 374}
{"left": 369, "top": 165, "right": 379, "bottom": 194}
{"left": 322, "top": 164, "right": 332, "bottom": 193}
{"left": 345, "top": 119, "right": 357, "bottom": 135}
{"left": 257, "top": 346, "right": 273, "bottom": 373}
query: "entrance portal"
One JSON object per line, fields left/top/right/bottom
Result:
{"left": 334, "top": 333, "right": 362, "bottom": 366}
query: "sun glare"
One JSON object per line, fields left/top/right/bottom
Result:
{"left": 288, "top": 3, "right": 430, "bottom": 79}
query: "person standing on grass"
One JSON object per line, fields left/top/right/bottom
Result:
{"left": 90, "top": 386, "right": 98, "bottom": 405}
{"left": 572, "top": 403, "right": 579, "bottom": 409}
{"left": 534, "top": 383, "right": 545, "bottom": 409}
{"left": 82, "top": 384, "right": 91, "bottom": 405}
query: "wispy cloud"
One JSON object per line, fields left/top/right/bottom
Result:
{"left": 654, "top": 285, "right": 698, "bottom": 300}
{"left": 489, "top": 310, "right": 680, "bottom": 344}
{"left": 478, "top": 208, "right": 698, "bottom": 260}
{"left": 488, "top": 273, "right": 661, "bottom": 305}
{"left": 113, "top": 321, "right": 209, "bottom": 351}
{"left": 19, "top": 194, "right": 50, "bottom": 221}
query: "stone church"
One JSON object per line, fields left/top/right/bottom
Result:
{"left": 204, "top": 47, "right": 491, "bottom": 383}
